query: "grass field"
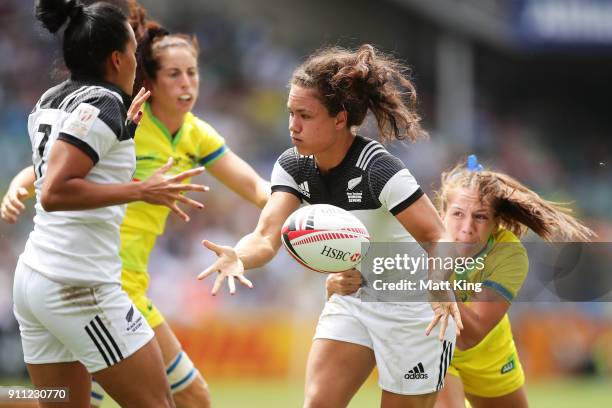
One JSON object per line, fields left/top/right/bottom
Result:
{"left": 3, "top": 377, "right": 610, "bottom": 407}
{"left": 94, "top": 377, "right": 611, "bottom": 407}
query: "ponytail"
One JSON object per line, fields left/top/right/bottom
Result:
{"left": 36, "top": 0, "right": 83, "bottom": 33}
{"left": 35, "top": 0, "right": 130, "bottom": 81}
{"left": 291, "top": 44, "right": 427, "bottom": 143}
{"left": 436, "top": 159, "right": 596, "bottom": 242}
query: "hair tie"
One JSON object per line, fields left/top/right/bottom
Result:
{"left": 148, "top": 26, "right": 170, "bottom": 41}
{"left": 65, "top": 0, "right": 84, "bottom": 20}
{"left": 467, "top": 154, "right": 484, "bottom": 172}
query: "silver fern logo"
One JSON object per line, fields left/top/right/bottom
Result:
{"left": 347, "top": 176, "right": 363, "bottom": 203}
{"left": 347, "top": 176, "right": 362, "bottom": 190}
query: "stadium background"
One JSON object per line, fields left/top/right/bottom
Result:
{"left": 0, "top": 0, "right": 611, "bottom": 406}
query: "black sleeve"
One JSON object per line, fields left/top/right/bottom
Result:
{"left": 367, "top": 153, "right": 423, "bottom": 214}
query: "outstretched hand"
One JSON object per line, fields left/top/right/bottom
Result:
{"left": 140, "top": 157, "right": 209, "bottom": 221}
{"left": 426, "top": 301, "right": 463, "bottom": 341}
{"left": 198, "top": 240, "right": 253, "bottom": 295}
{"left": 127, "top": 87, "right": 151, "bottom": 124}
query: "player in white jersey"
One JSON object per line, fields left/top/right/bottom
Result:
{"left": 13, "top": 1, "right": 206, "bottom": 407}
{"left": 198, "top": 44, "right": 462, "bottom": 408}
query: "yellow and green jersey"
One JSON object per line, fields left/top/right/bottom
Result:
{"left": 120, "top": 102, "right": 228, "bottom": 272}
{"left": 452, "top": 228, "right": 528, "bottom": 303}
{"left": 448, "top": 229, "right": 528, "bottom": 397}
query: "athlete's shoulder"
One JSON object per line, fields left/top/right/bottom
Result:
{"left": 486, "top": 229, "right": 529, "bottom": 277}
{"left": 187, "top": 113, "right": 221, "bottom": 138}
{"left": 492, "top": 229, "right": 527, "bottom": 258}
{"left": 353, "top": 136, "right": 391, "bottom": 171}
{"left": 60, "top": 82, "right": 130, "bottom": 140}
{"left": 494, "top": 229, "right": 522, "bottom": 244}
{"left": 276, "top": 147, "right": 315, "bottom": 174}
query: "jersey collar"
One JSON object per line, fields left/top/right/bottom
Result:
{"left": 317, "top": 135, "right": 363, "bottom": 176}
{"left": 69, "top": 76, "right": 132, "bottom": 108}
{"left": 144, "top": 102, "right": 185, "bottom": 148}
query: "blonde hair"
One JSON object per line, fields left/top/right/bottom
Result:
{"left": 435, "top": 160, "right": 595, "bottom": 242}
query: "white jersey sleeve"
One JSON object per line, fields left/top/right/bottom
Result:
{"left": 271, "top": 147, "right": 302, "bottom": 199}
{"left": 57, "top": 91, "right": 128, "bottom": 163}
{"left": 367, "top": 154, "right": 424, "bottom": 215}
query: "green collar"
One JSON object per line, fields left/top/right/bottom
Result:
{"left": 144, "top": 102, "right": 185, "bottom": 149}
{"left": 455, "top": 234, "right": 495, "bottom": 276}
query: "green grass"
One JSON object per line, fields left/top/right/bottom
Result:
{"left": 5, "top": 377, "right": 611, "bottom": 407}
{"left": 525, "top": 378, "right": 612, "bottom": 408}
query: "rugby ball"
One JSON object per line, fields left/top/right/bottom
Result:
{"left": 281, "top": 204, "right": 370, "bottom": 273}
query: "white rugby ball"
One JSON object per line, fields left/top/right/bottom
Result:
{"left": 281, "top": 204, "right": 371, "bottom": 273}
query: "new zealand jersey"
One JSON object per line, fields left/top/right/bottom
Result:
{"left": 271, "top": 136, "right": 424, "bottom": 244}
{"left": 21, "top": 79, "right": 136, "bottom": 285}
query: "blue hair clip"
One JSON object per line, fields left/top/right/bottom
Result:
{"left": 467, "top": 154, "right": 484, "bottom": 172}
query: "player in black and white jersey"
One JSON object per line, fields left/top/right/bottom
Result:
{"left": 199, "top": 44, "right": 462, "bottom": 407}
{"left": 12, "top": 1, "right": 207, "bottom": 407}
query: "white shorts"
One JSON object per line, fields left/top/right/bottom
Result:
{"left": 314, "top": 294, "right": 456, "bottom": 395}
{"left": 13, "top": 258, "right": 154, "bottom": 373}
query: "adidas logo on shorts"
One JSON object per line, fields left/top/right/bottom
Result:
{"left": 404, "top": 362, "right": 428, "bottom": 379}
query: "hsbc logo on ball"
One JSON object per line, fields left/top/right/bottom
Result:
{"left": 320, "top": 245, "right": 361, "bottom": 263}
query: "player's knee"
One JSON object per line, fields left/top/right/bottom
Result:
{"left": 304, "top": 382, "right": 335, "bottom": 408}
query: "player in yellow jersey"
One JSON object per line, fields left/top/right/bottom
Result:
{"left": 325, "top": 155, "right": 594, "bottom": 408}
{"left": 1, "top": 5, "right": 269, "bottom": 408}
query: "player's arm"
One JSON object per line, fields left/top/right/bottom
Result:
{"left": 207, "top": 151, "right": 270, "bottom": 209}
{"left": 41, "top": 88, "right": 207, "bottom": 220}
{"left": 326, "top": 195, "right": 447, "bottom": 299}
{"left": 394, "top": 195, "right": 463, "bottom": 339}
{"left": 454, "top": 289, "right": 509, "bottom": 350}
{"left": 1, "top": 166, "right": 35, "bottom": 223}
{"left": 41, "top": 143, "right": 206, "bottom": 220}
{"left": 198, "top": 191, "right": 300, "bottom": 295}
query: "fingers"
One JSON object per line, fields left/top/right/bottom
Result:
{"left": 452, "top": 305, "right": 464, "bottom": 334}
{"left": 16, "top": 187, "right": 30, "bottom": 199}
{"left": 165, "top": 183, "right": 208, "bottom": 193}
{"left": 0, "top": 205, "right": 17, "bottom": 223}
{"left": 128, "top": 88, "right": 150, "bottom": 114}
{"left": 228, "top": 276, "right": 236, "bottom": 295}
{"left": 168, "top": 167, "right": 206, "bottom": 182}
{"left": 155, "top": 157, "right": 174, "bottom": 175}
{"left": 1, "top": 195, "right": 25, "bottom": 223}
{"left": 197, "top": 261, "right": 219, "bottom": 280}
{"left": 202, "top": 239, "right": 224, "bottom": 256}
{"left": 211, "top": 274, "right": 224, "bottom": 296}
{"left": 237, "top": 274, "right": 254, "bottom": 289}
{"left": 127, "top": 88, "right": 150, "bottom": 122}
{"left": 438, "top": 313, "right": 449, "bottom": 341}
{"left": 4, "top": 198, "right": 23, "bottom": 215}
{"left": 133, "top": 110, "right": 144, "bottom": 125}
{"left": 9, "top": 194, "right": 26, "bottom": 211}
{"left": 175, "top": 194, "right": 204, "bottom": 210}
{"left": 168, "top": 202, "right": 190, "bottom": 222}
{"left": 425, "top": 314, "right": 441, "bottom": 336}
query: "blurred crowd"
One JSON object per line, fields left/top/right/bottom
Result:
{"left": 1, "top": 0, "right": 611, "bottom": 380}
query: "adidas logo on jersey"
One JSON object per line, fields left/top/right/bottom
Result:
{"left": 404, "top": 362, "right": 428, "bottom": 379}
{"left": 298, "top": 181, "right": 311, "bottom": 198}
